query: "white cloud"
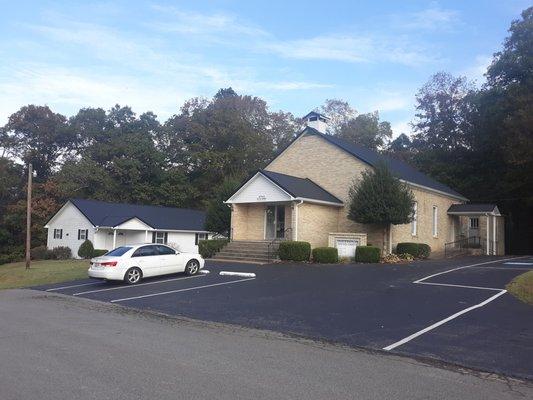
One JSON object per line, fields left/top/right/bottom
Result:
{"left": 392, "top": 4, "right": 459, "bottom": 31}
{"left": 391, "top": 119, "right": 413, "bottom": 138}
{"left": 462, "top": 55, "right": 492, "bottom": 85}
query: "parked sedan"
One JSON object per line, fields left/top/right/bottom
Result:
{"left": 88, "top": 244, "right": 204, "bottom": 284}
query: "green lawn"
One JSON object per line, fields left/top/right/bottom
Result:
{"left": 506, "top": 270, "right": 533, "bottom": 306}
{"left": 0, "top": 259, "right": 90, "bottom": 290}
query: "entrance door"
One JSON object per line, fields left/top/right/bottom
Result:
{"left": 265, "top": 205, "right": 285, "bottom": 239}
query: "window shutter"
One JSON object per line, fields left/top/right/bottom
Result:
{"left": 152, "top": 232, "right": 156, "bottom": 243}
{"left": 78, "top": 230, "right": 80, "bottom": 240}
{"left": 86, "top": 229, "right": 89, "bottom": 239}
{"left": 164, "top": 232, "right": 168, "bottom": 244}
{"left": 195, "top": 233, "right": 199, "bottom": 245}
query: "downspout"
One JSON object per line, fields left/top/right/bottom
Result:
{"left": 486, "top": 214, "right": 490, "bottom": 255}
{"left": 493, "top": 215, "right": 496, "bottom": 255}
{"left": 294, "top": 200, "right": 303, "bottom": 241}
{"left": 389, "top": 224, "right": 393, "bottom": 254}
{"left": 226, "top": 204, "right": 233, "bottom": 241}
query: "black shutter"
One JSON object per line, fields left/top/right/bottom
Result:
{"left": 60, "top": 229, "right": 63, "bottom": 239}
{"left": 195, "top": 233, "right": 199, "bottom": 245}
{"left": 86, "top": 229, "right": 89, "bottom": 239}
{"left": 152, "top": 232, "right": 156, "bottom": 243}
{"left": 78, "top": 230, "right": 80, "bottom": 240}
{"left": 164, "top": 232, "right": 168, "bottom": 244}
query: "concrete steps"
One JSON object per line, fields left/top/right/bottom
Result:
{"left": 212, "top": 240, "right": 280, "bottom": 263}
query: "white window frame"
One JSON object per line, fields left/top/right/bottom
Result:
{"left": 53, "top": 229, "right": 63, "bottom": 239}
{"left": 78, "top": 229, "right": 88, "bottom": 240}
{"left": 411, "top": 201, "right": 418, "bottom": 236}
{"left": 154, "top": 232, "right": 166, "bottom": 244}
{"left": 469, "top": 217, "right": 479, "bottom": 229}
{"left": 432, "top": 206, "right": 438, "bottom": 237}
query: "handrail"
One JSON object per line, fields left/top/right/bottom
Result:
{"left": 267, "top": 227, "right": 293, "bottom": 262}
{"left": 444, "top": 236, "right": 480, "bottom": 258}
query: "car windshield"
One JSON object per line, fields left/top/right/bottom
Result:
{"left": 104, "top": 246, "right": 132, "bottom": 257}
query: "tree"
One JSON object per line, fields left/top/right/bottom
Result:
{"left": 337, "top": 112, "right": 393, "bottom": 149}
{"left": 386, "top": 133, "right": 413, "bottom": 162}
{"left": 317, "top": 99, "right": 357, "bottom": 134}
{"left": 205, "top": 177, "right": 242, "bottom": 235}
{"left": 348, "top": 163, "right": 415, "bottom": 253}
{"left": 3, "top": 105, "right": 72, "bottom": 179}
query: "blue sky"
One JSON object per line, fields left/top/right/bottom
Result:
{"left": 0, "top": 1, "right": 529, "bottom": 136}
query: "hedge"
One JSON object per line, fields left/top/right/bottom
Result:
{"left": 396, "top": 242, "right": 431, "bottom": 259}
{"left": 312, "top": 247, "right": 338, "bottom": 263}
{"left": 51, "top": 246, "right": 72, "bottom": 260}
{"left": 199, "top": 239, "right": 229, "bottom": 258}
{"left": 355, "top": 246, "right": 381, "bottom": 263}
{"left": 78, "top": 240, "right": 95, "bottom": 259}
{"left": 92, "top": 249, "right": 108, "bottom": 257}
{"left": 278, "top": 241, "right": 311, "bottom": 262}
{"left": 31, "top": 245, "right": 51, "bottom": 260}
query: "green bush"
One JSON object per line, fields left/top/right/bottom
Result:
{"left": 355, "top": 246, "right": 381, "bottom": 263}
{"left": 278, "top": 241, "right": 311, "bottom": 262}
{"left": 0, "top": 253, "right": 22, "bottom": 265}
{"left": 31, "top": 245, "right": 52, "bottom": 260}
{"left": 198, "top": 239, "right": 229, "bottom": 258}
{"left": 78, "top": 240, "right": 94, "bottom": 259}
{"left": 312, "top": 247, "right": 339, "bottom": 263}
{"left": 396, "top": 242, "right": 431, "bottom": 259}
{"left": 51, "top": 246, "right": 72, "bottom": 260}
{"left": 92, "top": 249, "right": 108, "bottom": 257}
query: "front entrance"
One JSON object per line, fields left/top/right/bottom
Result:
{"left": 265, "top": 205, "right": 285, "bottom": 239}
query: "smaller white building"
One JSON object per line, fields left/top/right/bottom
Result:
{"left": 45, "top": 199, "right": 211, "bottom": 258}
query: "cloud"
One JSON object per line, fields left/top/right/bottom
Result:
{"left": 392, "top": 4, "right": 459, "bottom": 31}
{"left": 391, "top": 119, "right": 413, "bottom": 138}
{"left": 461, "top": 55, "right": 492, "bottom": 84}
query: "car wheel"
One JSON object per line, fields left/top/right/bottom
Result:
{"left": 185, "top": 259, "right": 200, "bottom": 276}
{"left": 125, "top": 267, "right": 142, "bottom": 284}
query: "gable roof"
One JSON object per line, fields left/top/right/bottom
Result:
{"left": 448, "top": 204, "right": 500, "bottom": 215}
{"left": 259, "top": 170, "right": 343, "bottom": 204}
{"left": 280, "top": 127, "right": 467, "bottom": 201}
{"left": 68, "top": 198, "right": 207, "bottom": 231}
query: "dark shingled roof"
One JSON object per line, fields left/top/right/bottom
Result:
{"left": 260, "top": 170, "right": 343, "bottom": 205}
{"left": 302, "top": 127, "right": 467, "bottom": 200}
{"left": 69, "top": 198, "right": 207, "bottom": 231}
{"left": 448, "top": 204, "right": 498, "bottom": 213}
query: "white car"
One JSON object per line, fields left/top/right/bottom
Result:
{"left": 88, "top": 244, "right": 205, "bottom": 284}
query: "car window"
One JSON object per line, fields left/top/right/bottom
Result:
{"left": 156, "top": 245, "right": 176, "bottom": 255}
{"left": 132, "top": 245, "right": 158, "bottom": 257}
{"left": 105, "top": 246, "right": 132, "bottom": 257}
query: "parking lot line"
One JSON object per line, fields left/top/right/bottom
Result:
{"left": 505, "top": 262, "right": 533, "bottom": 266}
{"left": 45, "top": 281, "right": 103, "bottom": 292}
{"left": 219, "top": 271, "right": 256, "bottom": 278}
{"left": 383, "top": 289, "right": 507, "bottom": 351}
{"left": 73, "top": 274, "right": 205, "bottom": 296}
{"left": 110, "top": 277, "right": 255, "bottom": 303}
{"left": 416, "top": 281, "right": 503, "bottom": 291}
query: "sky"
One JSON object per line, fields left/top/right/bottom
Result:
{"left": 0, "top": 0, "right": 530, "bottom": 137}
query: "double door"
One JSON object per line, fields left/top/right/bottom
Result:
{"left": 265, "top": 205, "right": 285, "bottom": 240}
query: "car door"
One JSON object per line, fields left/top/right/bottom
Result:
{"left": 131, "top": 245, "right": 161, "bottom": 277}
{"left": 155, "top": 245, "right": 183, "bottom": 274}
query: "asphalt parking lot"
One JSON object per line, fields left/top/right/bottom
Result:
{"left": 35, "top": 255, "right": 533, "bottom": 380}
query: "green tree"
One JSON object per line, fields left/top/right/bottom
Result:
{"left": 337, "top": 112, "right": 393, "bottom": 149}
{"left": 205, "top": 177, "right": 242, "bottom": 235}
{"left": 348, "top": 163, "right": 415, "bottom": 253}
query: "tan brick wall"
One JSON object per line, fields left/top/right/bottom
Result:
{"left": 297, "top": 203, "right": 340, "bottom": 248}
{"left": 231, "top": 203, "right": 265, "bottom": 241}
{"left": 265, "top": 132, "right": 465, "bottom": 253}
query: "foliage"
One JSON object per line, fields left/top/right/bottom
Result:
{"left": 395, "top": 243, "right": 431, "bottom": 259}
{"left": 50, "top": 246, "right": 72, "bottom": 260}
{"left": 205, "top": 177, "right": 242, "bottom": 234}
{"left": 381, "top": 253, "right": 414, "bottom": 263}
{"left": 312, "top": 247, "right": 339, "bottom": 263}
{"left": 278, "top": 241, "right": 311, "bottom": 262}
{"left": 78, "top": 240, "right": 94, "bottom": 259}
{"left": 198, "top": 239, "right": 229, "bottom": 258}
{"left": 92, "top": 249, "right": 108, "bottom": 257}
{"left": 30, "top": 245, "right": 51, "bottom": 260}
{"left": 506, "top": 271, "right": 533, "bottom": 306}
{"left": 354, "top": 246, "right": 381, "bottom": 263}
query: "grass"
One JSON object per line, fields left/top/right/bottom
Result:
{"left": 0, "top": 259, "right": 90, "bottom": 290}
{"left": 506, "top": 270, "right": 533, "bottom": 306}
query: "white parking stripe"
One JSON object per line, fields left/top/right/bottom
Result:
{"left": 73, "top": 275, "right": 204, "bottom": 296}
{"left": 45, "top": 281, "right": 103, "bottom": 292}
{"left": 220, "top": 271, "right": 256, "bottom": 278}
{"left": 382, "top": 256, "right": 526, "bottom": 351}
{"left": 383, "top": 290, "right": 507, "bottom": 351}
{"left": 110, "top": 278, "right": 255, "bottom": 303}
{"left": 505, "top": 262, "right": 533, "bottom": 266}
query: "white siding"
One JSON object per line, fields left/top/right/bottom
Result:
{"left": 228, "top": 173, "right": 291, "bottom": 203}
{"left": 167, "top": 232, "right": 198, "bottom": 253}
{"left": 116, "top": 218, "right": 152, "bottom": 230}
{"left": 46, "top": 203, "right": 95, "bottom": 258}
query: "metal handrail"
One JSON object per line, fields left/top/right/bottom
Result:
{"left": 267, "top": 227, "right": 293, "bottom": 262}
{"left": 444, "top": 236, "right": 480, "bottom": 258}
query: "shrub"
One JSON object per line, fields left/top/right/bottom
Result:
{"left": 398, "top": 253, "right": 415, "bottom": 261}
{"left": 312, "top": 247, "right": 338, "bottom": 263}
{"left": 355, "top": 246, "right": 381, "bottom": 263}
{"left": 92, "top": 249, "right": 108, "bottom": 257}
{"left": 50, "top": 246, "right": 72, "bottom": 260}
{"left": 0, "top": 253, "right": 22, "bottom": 265}
{"left": 78, "top": 240, "right": 94, "bottom": 259}
{"left": 396, "top": 242, "right": 431, "bottom": 259}
{"left": 31, "top": 245, "right": 51, "bottom": 260}
{"left": 199, "top": 239, "right": 229, "bottom": 258}
{"left": 278, "top": 241, "right": 311, "bottom": 262}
